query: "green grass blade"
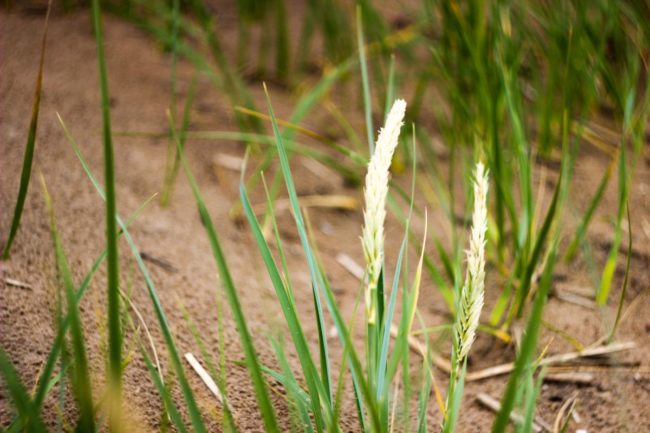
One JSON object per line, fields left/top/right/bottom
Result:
{"left": 357, "top": 6, "right": 374, "bottom": 154}
{"left": 491, "top": 245, "right": 558, "bottom": 433}
{"left": 66, "top": 128, "right": 209, "bottom": 433}
{"left": 259, "top": 174, "right": 294, "bottom": 301}
{"left": 261, "top": 87, "right": 335, "bottom": 402}
{"left": 376, "top": 235, "right": 407, "bottom": 400}
{"left": 384, "top": 57, "right": 396, "bottom": 120}
{"left": 40, "top": 176, "right": 95, "bottom": 432}
{"left": 106, "top": 6, "right": 225, "bottom": 90}
{"left": 274, "top": 0, "right": 290, "bottom": 83}
{"left": 416, "top": 364, "right": 433, "bottom": 433}
{"left": 177, "top": 302, "right": 237, "bottom": 432}
{"left": 597, "top": 143, "right": 629, "bottom": 305}
{"left": 2, "top": 1, "right": 50, "bottom": 259}
{"left": 378, "top": 129, "right": 417, "bottom": 401}
{"left": 160, "top": 72, "right": 198, "bottom": 206}
{"left": 29, "top": 192, "right": 154, "bottom": 415}
{"left": 140, "top": 346, "right": 189, "bottom": 433}
{"left": 0, "top": 348, "right": 48, "bottom": 433}
{"left": 30, "top": 186, "right": 154, "bottom": 414}
{"left": 512, "top": 172, "right": 563, "bottom": 319}
{"left": 564, "top": 156, "right": 615, "bottom": 262}
{"left": 519, "top": 367, "right": 545, "bottom": 433}
{"left": 386, "top": 216, "right": 427, "bottom": 383}
{"left": 186, "top": 0, "right": 262, "bottom": 133}
{"left": 90, "top": 0, "right": 122, "bottom": 416}
{"left": 238, "top": 56, "right": 359, "bottom": 211}
{"left": 240, "top": 185, "right": 329, "bottom": 431}
{"left": 501, "top": 67, "right": 532, "bottom": 251}
{"left": 126, "top": 127, "right": 361, "bottom": 184}
{"left": 441, "top": 366, "right": 466, "bottom": 433}
{"left": 269, "top": 337, "right": 315, "bottom": 433}
{"left": 608, "top": 204, "right": 632, "bottom": 342}
{"left": 263, "top": 85, "right": 381, "bottom": 431}
{"left": 173, "top": 118, "right": 280, "bottom": 433}
{"left": 159, "top": 0, "right": 185, "bottom": 208}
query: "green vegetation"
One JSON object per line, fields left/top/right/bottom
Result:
{"left": 2, "top": 0, "right": 646, "bottom": 431}
{"left": 91, "top": 1, "right": 123, "bottom": 428}
{"left": 1, "top": 0, "right": 50, "bottom": 259}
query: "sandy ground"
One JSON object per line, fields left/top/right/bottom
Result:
{"left": 2, "top": 6, "right": 650, "bottom": 432}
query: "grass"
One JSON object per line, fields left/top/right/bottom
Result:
{"left": 66, "top": 121, "right": 209, "bottom": 432}
{"left": 173, "top": 111, "right": 281, "bottom": 433}
{"left": 41, "top": 175, "right": 96, "bottom": 432}
{"left": 1, "top": 0, "right": 50, "bottom": 259}
{"left": 2, "top": 0, "right": 648, "bottom": 431}
{"left": 90, "top": 0, "right": 125, "bottom": 429}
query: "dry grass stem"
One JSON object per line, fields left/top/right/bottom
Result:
{"left": 476, "top": 392, "right": 551, "bottom": 432}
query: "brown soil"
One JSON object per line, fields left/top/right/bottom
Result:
{"left": 2, "top": 5, "right": 650, "bottom": 433}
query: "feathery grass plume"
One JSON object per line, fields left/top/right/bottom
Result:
{"left": 361, "top": 99, "right": 406, "bottom": 325}
{"left": 455, "top": 162, "right": 489, "bottom": 364}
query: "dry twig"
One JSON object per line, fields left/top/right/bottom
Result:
{"left": 476, "top": 392, "right": 551, "bottom": 432}
{"left": 3, "top": 277, "right": 32, "bottom": 290}
{"left": 184, "top": 352, "right": 230, "bottom": 411}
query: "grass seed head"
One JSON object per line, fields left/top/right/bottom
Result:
{"left": 361, "top": 99, "right": 407, "bottom": 325}
{"left": 455, "top": 161, "right": 489, "bottom": 363}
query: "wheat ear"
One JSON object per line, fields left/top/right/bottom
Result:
{"left": 455, "top": 161, "right": 489, "bottom": 364}
{"left": 361, "top": 99, "right": 407, "bottom": 325}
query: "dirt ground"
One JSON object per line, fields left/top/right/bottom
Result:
{"left": 2, "top": 5, "right": 650, "bottom": 432}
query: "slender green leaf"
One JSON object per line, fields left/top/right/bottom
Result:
{"left": 41, "top": 176, "right": 95, "bottom": 432}
{"left": 2, "top": 1, "right": 50, "bottom": 259}
{"left": 67, "top": 127, "right": 209, "bottom": 433}
{"left": 357, "top": 6, "right": 374, "bottom": 154}
{"left": 263, "top": 85, "right": 381, "bottom": 431}
{"left": 90, "top": 0, "right": 122, "bottom": 414}
{"left": 492, "top": 245, "right": 558, "bottom": 433}
{"left": 0, "top": 348, "right": 48, "bottom": 433}
{"left": 173, "top": 115, "right": 280, "bottom": 433}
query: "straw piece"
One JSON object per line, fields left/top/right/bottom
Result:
{"left": 252, "top": 195, "right": 357, "bottom": 215}
{"left": 552, "top": 393, "right": 579, "bottom": 433}
{"left": 336, "top": 253, "right": 365, "bottom": 281}
{"left": 213, "top": 153, "right": 244, "bottom": 171}
{"left": 184, "top": 352, "right": 227, "bottom": 408}
{"left": 466, "top": 341, "right": 636, "bottom": 381}
{"left": 554, "top": 291, "right": 597, "bottom": 309}
{"left": 3, "top": 278, "right": 32, "bottom": 290}
{"left": 389, "top": 324, "right": 452, "bottom": 373}
{"left": 476, "top": 392, "right": 550, "bottom": 432}
{"left": 544, "top": 372, "right": 593, "bottom": 385}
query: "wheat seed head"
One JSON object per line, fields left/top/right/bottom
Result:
{"left": 361, "top": 99, "right": 407, "bottom": 325}
{"left": 456, "top": 161, "right": 489, "bottom": 363}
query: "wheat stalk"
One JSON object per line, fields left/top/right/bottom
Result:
{"left": 361, "top": 99, "right": 407, "bottom": 325}
{"left": 455, "top": 161, "right": 489, "bottom": 364}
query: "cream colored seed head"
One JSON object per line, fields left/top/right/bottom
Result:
{"left": 456, "top": 161, "right": 489, "bottom": 363}
{"left": 361, "top": 99, "right": 407, "bottom": 325}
